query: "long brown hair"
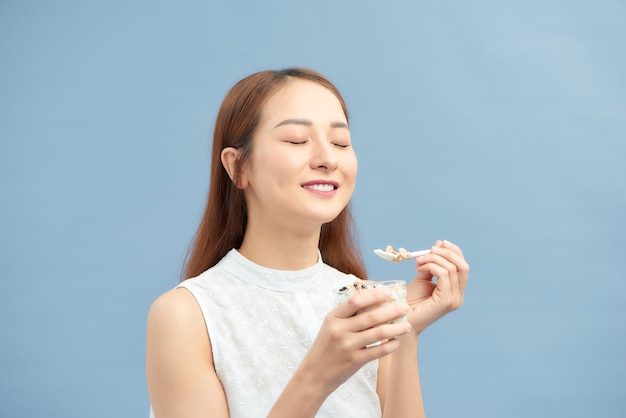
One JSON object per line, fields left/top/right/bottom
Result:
{"left": 182, "top": 68, "right": 367, "bottom": 280}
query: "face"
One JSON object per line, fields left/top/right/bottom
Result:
{"left": 239, "top": 79, "right": 358, "bottom": 231}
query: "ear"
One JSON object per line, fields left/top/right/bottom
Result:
{"left": 221, "top": 147, "right": 248, "bottom": 189}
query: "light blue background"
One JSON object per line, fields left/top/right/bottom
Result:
{"left": 1, "top": 1, "right": 624, "bottom": 417}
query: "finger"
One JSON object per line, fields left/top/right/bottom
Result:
{"left": 442, "top": 239, "right": 463, "bottom": 256}
{"left": 438, "top": 241, "right": 470, "bottom": 293}
{"left": 429, "top": 245, "right": 464, "bottom": 269}
{"left": 354, "top": 337, "right": 402, "bottom": 363}
{"left": 415, "top": 242, "right": 461, "bottom": 272}
{"left": 427, "top": 262, "right": 465, "bottom": 310}
{"left": 424, "top": 246, "right": 469, "bottom": 283}
{"left": 416, "top": 251, "right": 460, "bottom": 294}
{"left": 333, "top": 288, "right": 392, "bottom": 319}
{"left": 354, "top": 321, "right": 412, "bottom": 349}
{"left": 348, "top": 302, "right": 410, "bottom": 331}
{"left": 418, "top": 250, "right": 459, "bottom": 273}
{"left": 431, "top": 240, "right": 467, "bottom": 269}
{"left": 427, "top": 247, "right": 461, "bottom": 299}
{"left": 415, "top": 262, "right": 458, "bottom": 308}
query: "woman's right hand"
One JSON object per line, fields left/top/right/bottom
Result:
{"left": 302, "top": 288, "right": 412, "bottom": 393}
{"left": 268, "top": 289, "right": 412, "bottom": 417}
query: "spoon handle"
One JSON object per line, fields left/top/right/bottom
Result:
{"left": 408, "top": 249, "right": 430, "bottom": 257}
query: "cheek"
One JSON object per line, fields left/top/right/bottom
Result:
{"left": 342, "top": 152, "right": 358, "bottom": 181}
{"left": 250, "top": 148, "right": 300, "bottom": 185}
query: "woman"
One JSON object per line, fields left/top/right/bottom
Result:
{"left": 146, "top": 68, "right": 469, "bottom": 417}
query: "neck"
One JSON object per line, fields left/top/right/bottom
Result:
{"left": 237, "top": 219, "right": 321, "bottom": 271}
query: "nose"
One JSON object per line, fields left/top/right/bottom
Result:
{"left": 310, "top": 140, "right": 338, "bottom": 171}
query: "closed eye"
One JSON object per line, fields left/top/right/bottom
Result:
{"left": 282, "top": 135, "right": 309, "bottom": 145}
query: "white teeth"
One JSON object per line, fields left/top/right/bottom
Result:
{"left": 304, "top": 184, "right": 335, "bottom": 191}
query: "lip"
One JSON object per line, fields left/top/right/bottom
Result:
{"left": 301, "top": 180, "right": 339, "bottom": 195}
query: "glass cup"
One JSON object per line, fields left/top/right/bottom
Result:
{"left": 334, "top": 279, "right": 408, "bottom": 323}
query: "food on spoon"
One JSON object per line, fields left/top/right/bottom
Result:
{"left": 385, "top": 245, "right": 412, "bottom": 263}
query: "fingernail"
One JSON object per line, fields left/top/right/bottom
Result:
{"left": 443, "top": 239, "right": 451, "bottom": 247}
{"left": 432, "top": 246, "right": 442, "bottom": 254}
{"left": 416, "top": 256, "right": 425, "bottom": 263}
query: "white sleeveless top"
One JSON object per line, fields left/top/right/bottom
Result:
{"left": 149, "top": 249, "right": 381, "bottom": 418}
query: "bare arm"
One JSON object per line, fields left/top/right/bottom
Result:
{"left": 376, "top": 240, "right": 469, "bottom": 418}
{"left": 378, "top": 333, "right": 425, "bottom": 418}
{"left": 146, "top": 288, "right": 229, "bottom": 418}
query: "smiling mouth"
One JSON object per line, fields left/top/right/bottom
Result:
{"left": 302, "top": 184, "right": 336, "bottom": 192}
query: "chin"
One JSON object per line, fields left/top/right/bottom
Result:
{"left": 312, "top": 211, "right": 344, "bottom": 226}
{"left": 287, "top": 203, "right": 348, "bottom": 228}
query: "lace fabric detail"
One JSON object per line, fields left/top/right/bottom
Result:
{"left": 174, "top": 249, "right": 382, "bottom": 418}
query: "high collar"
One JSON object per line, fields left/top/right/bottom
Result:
{"left": 221, "top": 248, "right": 325, "bottom": 291}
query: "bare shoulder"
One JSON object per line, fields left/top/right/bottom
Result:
{"left": 147, "top": 287, "right": 204, "bottom": 333}
{"left": 146, "top": 286, "right": 211, "bottom": 365}
{"left": 146, "top": 286, "right": 212, "bottom": 364}
{"left": 147, "top": 287, "right": 229, "bottom": 417}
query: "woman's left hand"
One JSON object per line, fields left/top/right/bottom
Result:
{"left": 406, "top": 239, "right": 470, "bottom": 335}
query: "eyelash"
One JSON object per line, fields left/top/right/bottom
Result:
{"left": 283, "top": 139, "right": 350, "bottom": 148}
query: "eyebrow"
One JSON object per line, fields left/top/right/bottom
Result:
{"left": 273, "top": 118, "right": 349, "bottom": 129}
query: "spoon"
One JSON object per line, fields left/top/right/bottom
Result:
{"left": 374, "top": 248, "right": 431, "bottom": 263}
